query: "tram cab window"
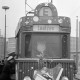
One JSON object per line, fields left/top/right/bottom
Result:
{"left": 25, "top": 33, "right": 62, "bottom": 58}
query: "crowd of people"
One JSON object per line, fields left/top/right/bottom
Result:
{"left": 0, "top": 52, "right": 16, "bottom": 80}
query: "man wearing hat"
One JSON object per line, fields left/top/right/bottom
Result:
{"left": 0, "top": 52, "right": 16, "bottom": 80}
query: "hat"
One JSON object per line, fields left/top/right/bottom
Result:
{"left": 8, "top": 52, "right": 16, "bottom": 57}
{"left": 7, "top": 56, "right": 14, "bottom": 61}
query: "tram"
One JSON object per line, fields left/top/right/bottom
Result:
{"left": 15, "top": 2, "right": 76, "bottom": 80}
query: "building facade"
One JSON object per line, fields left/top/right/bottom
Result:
{"left": 70, "top": 22, "right": 80, "bottom": 78}
{"left": 7, "top": 37, "right": 16, "bottom": 56}
{"left": 0, "top": 36, "right": 4, "bottom": 60}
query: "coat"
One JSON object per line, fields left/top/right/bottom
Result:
{"left": 0, "top": 59, "right": 15, "bottom": 80}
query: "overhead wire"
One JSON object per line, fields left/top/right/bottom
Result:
{"left": 25, "top": 0, "right": 34, "bottom": 15}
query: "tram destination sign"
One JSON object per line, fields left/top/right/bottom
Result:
{"left": 33, "top": 25, "right": 59, "bottom": 32}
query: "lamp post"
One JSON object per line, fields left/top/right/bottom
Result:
{"left": 2, "top": 6, "right": 9, "bottom": 59}
{"left": 76, "top": 16, "right": 79, "bottom": 72}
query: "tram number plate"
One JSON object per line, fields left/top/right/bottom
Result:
{"left": 33, "top": 25, "right": 59, "bottom": 32}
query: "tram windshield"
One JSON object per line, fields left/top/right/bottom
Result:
{"left": 25, "top": 33, "right": 62, "bottom": 58}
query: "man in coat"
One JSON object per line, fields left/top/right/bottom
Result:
{"left": 0, "top": 53, "right": 16, "bottom": 80}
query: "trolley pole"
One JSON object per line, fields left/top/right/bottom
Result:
{"left": 76, "top": 16, "right": 79, "bottom": 72}
{"left": 2, "top": 6, "right": 9, "bottom": 59}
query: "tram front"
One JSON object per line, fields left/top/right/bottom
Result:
{"left": 15, "top": 3, "right": 75, "bottom": 80}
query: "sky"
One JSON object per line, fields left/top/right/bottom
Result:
{"left": 0, "top": 0, "right": 80, "bottom": 38}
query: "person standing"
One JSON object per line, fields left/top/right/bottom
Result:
{"left": 0, "top": 53, "right": 16, "bottom": 80}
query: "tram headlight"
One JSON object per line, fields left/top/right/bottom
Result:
{"left": 23, "top": 76, "right": 31, "bottom": 80}
{"left": 33, "top": 16, "right": 39, "bottom": 22}
{"left": 61, "top": 76, "right": 69, "bottom": 80}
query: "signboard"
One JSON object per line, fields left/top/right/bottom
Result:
{"left": 39, "top": 7, "right": 52, "bottom": 16}
{"left": 33, "top": 25, "right": 59, "bottom": 32}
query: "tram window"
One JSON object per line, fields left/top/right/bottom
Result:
{"left": 25, "top": 35, "right": 31, "bottom": 57}
{"left": 31, "top": 34, "right": 62, "bottom": 58}
{"left": 25, "top": 33, "right": 62, "bottom": 58}
{"left": 62, "top": 35, "right": 68, "bottom": 58}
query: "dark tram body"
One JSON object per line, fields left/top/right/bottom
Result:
{"left": 15, "top": 2, "right": 75, "bottom": 80}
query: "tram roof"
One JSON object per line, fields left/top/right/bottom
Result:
{"left": 15, "top": 3, "right": 71, "bottom": 37}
